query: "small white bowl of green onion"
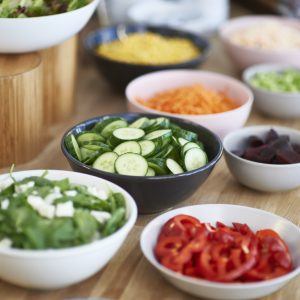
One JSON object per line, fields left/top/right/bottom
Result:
{"left": 243, "top": 64, "right": 300, "bottom": 119}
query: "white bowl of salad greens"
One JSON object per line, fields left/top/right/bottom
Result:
{"left": 0, "top": 169, "right": 137, "bottom": 289}
{"left": 0, "top": 0, "right": 99, "bottom": 53}
{"left": 243, "top": 64, "right": 300, "bottom": 119}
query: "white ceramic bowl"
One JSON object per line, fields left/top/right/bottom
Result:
{"left": 140, "top": 204, "right": 300, "bottom": 300}
{"left": 126, "top": 70, "right": 253, "bottom": 139}
{"left": 0, "top": 170, "right": 137, "bottom": 290}
{"left": 223, "top": 125, "right": 300, "bottom": 192}
{"left": 243, "top": 63, "right": 300, "bottom": 119}
{"left": 0, "top": 0, "right": 99, "bottom": 53}
{"left": 219, "top": 15, "right": 300, "bottom": 70}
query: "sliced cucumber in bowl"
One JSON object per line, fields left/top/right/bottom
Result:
{"left": 93, "top": 152, "right": 118, "bottom": 173}
{"left": 115, "top": 153, "right": 148, "bottom": 176}
{"left": 114, "top": 141, "right": 141, "bottom": 156}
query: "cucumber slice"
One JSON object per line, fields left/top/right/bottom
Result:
{"left": 83, "top": 151, "right": 101, "bottom": 165}
{"left": 80, "top": 147, "right": 96, "bottom": 161}
{"left": 147, "top": 158, "right": 167, "bottom": 175}
{"left": 152, "top": 146, "right": 169, "bottom": 158}
{"left": 144, "top": 129, "right": 172, "bottom": 142}
{"left": 77, "top": 132, "right": 104, "bottom": 145}
{"left": 146, "top": 167, "right": 155, "bottom": 176}
{"left": 112, "top": 128, "right": 145, "bottom": 145}
{"left": 101, "top": 119, "right": 128, "bottom": 138}
{"left": 93, "top": 152, "right": 118, "bottom": 173}
{"left": 92, "top": 117, "right": 125, "bottom": 133}
{"left": 65, "top": 134, "right": 82, "bottom": 161}
{"left": 114, "top": 141, "right": 141, "bottom": 156}
{"left": 129, "top": 117, "right": 149, "bottom": 129}
{"left": 163, "top": 145, "right": 174, "bottom": 158}
{"left": 182, "top": 142, "right": 201, "bottom": 157}
{"left": 184, "top": 148, "right": 208, "bottom": 171}
{"left": 115, "top": 153, "right": 148, "bottom": 176}
{"left": 166, "top": 158, "right": 184, "bottom": 174}
{"left": 82, "top": 142, "right": 111, "bottom": 152}
{"left": 138, "top": 140, "right": 156, "bottom": 157}
{"left": 173, "top": 128, "right": 198, "bottom": 142}
{"left": 178, "top": 137, "right": 190, "bottom": 146}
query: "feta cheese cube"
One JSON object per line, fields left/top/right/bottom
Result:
{"left": 56, "top": 201, "right": 74, "bottom": 217}
{"left": 0, "top": 238, "right": 12, "bottom": 249}
{"left": 27, "top": 195, "right": 55, "bottom": 219}
{"left": 1, "top": 199, "right": 9, "bottom": 210}
{"left": 87, "top": 186, "right": 108, "bottom": 200}
{"left": 0, "top": 176, "right": 14, "bottom": 191}
{"left": 91, "top": 211, "right": 111, "bottom": 223}
{"left": 64, "top": 190, "right": 78, "bottom": 197}
{"left": 44, "top": 192, "right": 62, "bottom": 204}
{"left": 15, "top": 181, "right": 35, "bottom": 194}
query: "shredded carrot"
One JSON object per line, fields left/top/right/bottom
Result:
{"left": 138, "top": 84, "right": 239, "bottom": 115}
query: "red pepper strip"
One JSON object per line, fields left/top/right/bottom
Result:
{"left": 155, "top": 236, "right": 186, "bottom": 260}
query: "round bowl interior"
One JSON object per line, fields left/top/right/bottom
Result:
{"left": 243, "top": 63, "right": 300, "bottom": 118}
{"left": 0, "top": 0, "right": 99, "bottom": 53}
{"left": 219, "top": 15, "right": 300, "bottom": 69}
{"left": 84, "top": 24, "right": 210, "bottom": 89}
{"left": 223, "top": 125, "right": 300, "bottom": 192}
{"left": 126, "top": 70, "right": 253, "bottom": 138}
{"left": 61, "top": 113, "right": 223, "bottom": 214}
{"left": 140, "top": 204, "right": 300, "bottom": 300}
{"left": 0, "top": 169, "right": 137, "bottom": 289}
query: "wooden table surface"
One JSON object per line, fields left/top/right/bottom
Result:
{"left": 1, "top": 3, "right": 300, "bottom": 300}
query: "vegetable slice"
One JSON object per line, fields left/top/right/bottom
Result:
{"left": 115, "top": 153, "right": 148, "bottom": 176}
{"left": 93, "top": 152, "right": 118, "bottom": 173}
{"left": 138, "top": 140, "right": 156, "bottom": 157}
{"left": 114, "top": 141, "right": 141, "bottom": 156}
{"left": 65, "top": 134, "right": 82, "bottom": 161}
{"left": 184, "top": 148, "right": 208, "bottom": 171}
{"left": 166, "top": 158, "right": 184, "bottom": 174}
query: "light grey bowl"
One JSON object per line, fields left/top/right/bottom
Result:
{"left": 243, "top": 64, "right": 300, "bottom": 119}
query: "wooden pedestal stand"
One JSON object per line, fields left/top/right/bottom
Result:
{"left": 0, "top": 37, "right": 78, "bottom": 168}
{"left": 41, "top": 37, "right": 78, "bottom": 125}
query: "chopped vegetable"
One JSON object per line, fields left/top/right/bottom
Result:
{"left": 250, "top": 69, "right": 300, "bottom": 93}
{"left": 155, "top": 214, "right": 293, "bottom": 282}
{"left": 233, "top": 129, "right": 300, "bottom": 164}
{"left": 0, "top": 0, "right": 91, "bottom": 18}
{"left": 97, "top": 32, "right": 200, "bottom": 65}
{"left": 0, "top": 172, "right": 127, "bottom": 250}
{"left": 138, "top": 84, "right": 238, "bottom": 115}
{"left": 65, "top": 116, "right": 209, "bottom": 176}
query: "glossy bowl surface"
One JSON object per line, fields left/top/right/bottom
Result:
{"left": 140, "top": 204, "right": 300, "bottom": 299}
{"left": 243, "top": 63, "right": 300, "bottom": 119}
{"left": 0, "top": 170, "right": 137, "bottom": 289}
{"left": 223, "top": 125, "right": 300, "bottom": 192}
{"left": 126, "top": 70, "right": 253, "bottom": 138}
{"left": 61, "top": 113, "right": 223, "bottom": 214}
{"left": 0, "top": 0, "right": 99, "bottom": 53}
{"left": 219, "top": 15, "right": 300, "bottom": 70}
{"left": 84, "top": 24, "right": 210, "bottom": 89}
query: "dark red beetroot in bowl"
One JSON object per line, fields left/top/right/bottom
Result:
{"left": 233, "top": 129, "right": 300, "bottom": 164}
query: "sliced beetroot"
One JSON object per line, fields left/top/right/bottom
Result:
{"left": 233, "top": 129, "right": 300, "bottom": 165}
{"left": 265, "top": 129, "right": 279, "bottom": 144}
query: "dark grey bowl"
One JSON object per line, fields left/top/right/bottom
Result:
{"left": 61, "top": 113, "right": 222, "bottom": 214}
{"left": 84, "top": 24, "right": 210, "bottom": 90}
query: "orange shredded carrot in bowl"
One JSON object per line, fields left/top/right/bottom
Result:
{"left": 138, "top": 84, "right": 239, "bottom": 115}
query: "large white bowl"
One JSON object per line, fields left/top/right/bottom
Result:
{"left": 0, "top": 170, "right": 137, "bottom": 290}
{"left": 126, "top": 70, "right": 253, "bottom": 139}
{"left": 0, "top": 0, "right": 99, "bottom": 53}
{"left": 243, "top": 63, "right": 300, "bottom": 119}
{"left": 223, "top": 125, "right": 300, "bottom": 192}
{"left": 219, "top": 15, "right": 300, "bottom": 70}
{"left": 140, "top": 204, "right": 300, "bottom": 300}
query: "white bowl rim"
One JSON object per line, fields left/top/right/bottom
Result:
{"left": 219, "top": 15, "right": 300, "bottom": 54}
{"left": 223, "top": 125, "right": 300, "bottom": 168}
{"left": 0, "top": 169, "right": 137, "bottom": 258}
{"left": 140, "top": 203, "right": 300, "bottom": 290}
{"left": 0, "top": 0, "right": 99, "bottom": 20}
{"left": 242, "top": 63, "right": 300, "bottom": 97}
{"left": 125, "top": 69, "right": 254, "bottom": 120}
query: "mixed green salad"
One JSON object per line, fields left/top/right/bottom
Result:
{"left": 0, "top": 0, "right": 91, "bottom": 18}
{"left": 0, "top": 171, "right": 127, "bottom": 250}
{"left": 65, "top": 116, "right": 208, "bottom": 176}
{"left": 250, "top": 69, "right": 300, "bottom": 93}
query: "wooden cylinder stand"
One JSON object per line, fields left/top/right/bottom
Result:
{"left": 41, "top": 37, "right": 78, "bottom": 125}
{"left": 0, "top": 53, "right": 44, "bottom": 168}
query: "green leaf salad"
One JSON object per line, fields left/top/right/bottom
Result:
{"left": 0, "top": 172, "right": 127, "bottom": 250}
{"left": 0, "top": 0, "right": 91, "bottom": 18}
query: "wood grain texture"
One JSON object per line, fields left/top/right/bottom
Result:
{"left": 1, "top": 4, "right": 300, "bottom": 300}
{"left": 0, "top": 53, "right": 44, "bottom": 168}
{"left": 41, "top": 37, "right": 78, "bottom": 125}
